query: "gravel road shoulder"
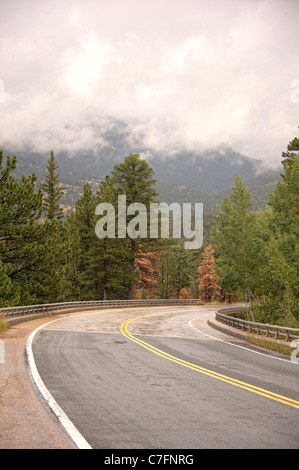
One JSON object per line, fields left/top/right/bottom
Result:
{"left": 0, "top": 315, "right": 77, "bottom": 449}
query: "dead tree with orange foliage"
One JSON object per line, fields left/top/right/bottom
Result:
{"left": 197, "top": 244, "right": 221, "bottom": 302}
{"left": 134, "top": 250, "right": 160, "bottom": 298}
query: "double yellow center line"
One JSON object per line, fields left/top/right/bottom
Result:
{"left": 120, "top": 310, "right": 299, "bottom": 410}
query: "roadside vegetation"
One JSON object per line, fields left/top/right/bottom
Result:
{"left": 0, "top": 314, "right": 9, "bottom": 332}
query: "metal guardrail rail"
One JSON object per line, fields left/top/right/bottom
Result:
{"left": 216, "top": 306, "right": 299, "bottom": 342}
{"left": 0, "top": 298, "right": 199, "bottom": 318}
{"left": 1, "top": 300, "right": 298, "bottom": 343}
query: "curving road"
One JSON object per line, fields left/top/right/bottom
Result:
{"left": 29, "top": 306, "right": 299, "bottom": 449}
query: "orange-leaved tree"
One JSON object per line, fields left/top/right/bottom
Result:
{"left": 197, "top": 244, "right": 220, "bottom": 302}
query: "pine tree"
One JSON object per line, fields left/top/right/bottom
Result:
{"left": 38, "top": 151, "right": 67, "bottom": 302}
{"left": 0, "top": 150, "right": 51, "bottom": 305}
{"left": 75, "top": 182, "right": 101, "bottom": 299}
{"left": 269, "top": 140, "right": 299, "bottom": 234}
{"left": 155, "top": 248, "right": 175, "bottom": 299}
{"left": 59, "top": 210, "right": 82, "bottom": 300}
{"left": 196, "top": 244, "right": 220, "bottom": 302}
{"left": 0, "top": 257, "right": 14, "bottom": 306}
{"left": 155, "top": 243, "right": 192, "bottom": 299}
{"left": 214, "top": 174, "right": 260, "bottom": 319}
{"left": 95, "top": 175, "right": 131, "bottom": 300}
{"left": 171, "top": 242, "right": 192, "bottom": 298}
{"left": 111, "top": 154, "right": 158, "bottom": 299}
{"left": 265, "top": 136, "right": 299, "bottom": 322}
{"left": 39, "top": 151, "right": 65, "bottom": 220}
{"left": 281, "top": 134, "right": 299, "bottom": 179}
{"left": 253, "top": 212, "right": 298, "bottom": 326}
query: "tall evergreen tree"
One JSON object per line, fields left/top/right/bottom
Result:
{"left": 96, "top": 175, "right": 131, "bottom": 299}
{"left": 280, "top": 134, "right": 299, "bottom": 179}
{"left": 60, "top": 209, "right": 82, "bottom": 300}
{"left": 171, "top": 242, "right": 193, "bottom": 298}
{"left": 214, "top": 174, "right": 260, "bottom": 319}
{"left": 39, "top": 151, "right": 65, "bottom": 220}
{"left": 0, "top": 150, "right": 51, "bottom": 305}
{"left": 155, "top": 248, "right": 176, "bottom": 299}
{"left": 38, "top": 151, "right": 67, "bottom": 302}
{"left": 0, "top": 257, "right": 14, "bottom": 306}
{"left": 269, "top": 139, "right": 299, "bottom": 235}
{"left": 253, "top": 210, "right": 298, "bottom": 325}
{"left": 265, "top": 136, "right": 299, "bottom": 322}
{"left": 75, "top": 182, "right": 101, "bottom": 299}
{"left": 111, "top": 154, "right": 158, "bottom": 299}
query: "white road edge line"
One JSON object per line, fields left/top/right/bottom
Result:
{"left": 26, "top": 317, "right": 93, "bottom": 449}
{"left": 25, "top": 305, "right": 179, "bottom": 449}
{"left": 189, "top": 315, "right": 296, "bottom": 364}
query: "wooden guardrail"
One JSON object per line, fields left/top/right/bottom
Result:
{"left": 216, "top": 306, "right": 299, "bottom": 342}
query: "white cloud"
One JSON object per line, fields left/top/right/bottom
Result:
{"left": 63, "top": 35, "right": 108, "bottom": 95}
{"left": 0, "top": 0, "right": 298, "bottom": 167}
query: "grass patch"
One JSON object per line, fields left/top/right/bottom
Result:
{"left": 0, "top": 314, "right": 10, "bottom": 333}
{"left": 248, "top": 335, "right": 292, "bottom": 356}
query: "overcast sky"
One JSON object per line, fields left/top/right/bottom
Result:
{"left": 0, "top": 0, "right": 298, "bottom": 168}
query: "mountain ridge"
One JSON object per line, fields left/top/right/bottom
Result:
{"left": 2, "top": 139, "right": 277, "bottom": 190}
{"left": 2, "top": 117, "right": 280, "bottom": 194}
{"left": 2, "top": 146, "right": 281, "bottom": 214}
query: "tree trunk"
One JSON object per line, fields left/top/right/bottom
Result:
{"left": 127, "top": 240, "right": 135, "bottom": 299}
{"left": 103, "top": 287, "right": 108, "bottom": 300}
{"left": 103, "top": 260, "right": 108, "bottom": 300}
{"left": 247, "top": 287, "right": 255, "bottom": 322}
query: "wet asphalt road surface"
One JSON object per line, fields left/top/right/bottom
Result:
{"left": 30, "top": 306, "right": 299, "bottom": 449}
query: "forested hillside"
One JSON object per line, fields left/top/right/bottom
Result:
{"left": 0, "top": 137, "right": 298, "bottom": 328}
{"left": 9, "top": 150, "right": 280, "bottom": 215}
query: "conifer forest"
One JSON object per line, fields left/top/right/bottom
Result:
{"left": 0, "top": 136, "right": 298, "bottom": 328}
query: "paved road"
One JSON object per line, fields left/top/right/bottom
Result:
{"left": 30, "top": 306, "right": 299, "bottom": 449}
